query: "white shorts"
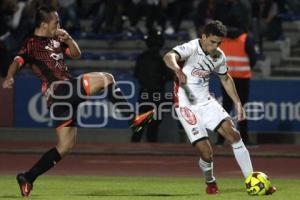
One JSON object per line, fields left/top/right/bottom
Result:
{"left": 175, "top": 99, "right": 230, "bottom": 145}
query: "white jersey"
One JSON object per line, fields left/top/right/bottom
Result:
{"left": 173, "top": 39, "right": 227, "bottom": 105}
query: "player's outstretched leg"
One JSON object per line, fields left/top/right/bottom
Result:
{"left": 16, "top": 127, "right": 76, "bottom": 197}
{"left": 104, "top": 76, "right": 154, "bottom": 132}
{"left": 218, "top": 121, "right": 278, "bottom": 194}
{"left": 16, "top": 147, "right": 62, "bottom": 197}
{"left": 217, "top": 120, "right": 253, "bottom": 178}
{"left": 16, "top": 148, "right": 62, "bottom": 197}
{"left": 231, "top": 139, "right": 253, "bottom": 177}
{"left": 82, "top": 72, "right": 154, "bottom": 132}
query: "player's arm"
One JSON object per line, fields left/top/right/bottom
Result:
{"left": 2, "top": 60, "right": 22, "bottom": 89}
{"left": 56, "top": 29, "right": 81, "bottom": 59}
{"left": 163, "top": 51, "right": 186, "bottom": 84}
{"left": 219, "top": 73, "right": 246, "bottom": 121}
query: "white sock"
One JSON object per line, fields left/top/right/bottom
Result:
{"left": 199, "top": 158, "right": 216, "bottom": 183}
{"left": 231, "top": 139, "right": 253, "bottom": 178}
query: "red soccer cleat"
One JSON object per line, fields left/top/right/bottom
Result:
{"left": 206, "top": 181, "right": 219, "bottom": 194}
{"left": 16, "top": 173, "right": 33, "bottom": 197}
{"left": 131, "top": 109, "right": 154, "bottom": 133}
{"left": 266, "top": 186, "right": 277, "bottom": 195}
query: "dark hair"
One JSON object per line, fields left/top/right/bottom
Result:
{"left": 203, "top": 20, "right": 227, "bottom": 37}
{"left": 35, "top": 6, "right": 57, "bottom": 28}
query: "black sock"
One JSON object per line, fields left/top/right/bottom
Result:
{"left": 107, "top": 83, "right": 134, "bottom": 119}
{"left": 25, "top": 147, "right": 62, "bottom": 183}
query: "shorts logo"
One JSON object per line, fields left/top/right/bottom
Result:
{"left": 192, "top": 127, "right": 199, "bottom": 135}
{"left": 180, "top": 107, "right": 197, "bottom": 125}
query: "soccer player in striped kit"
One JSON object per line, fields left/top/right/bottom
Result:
{"left": 2, "top": 6, "right": 153, "bottom": 197}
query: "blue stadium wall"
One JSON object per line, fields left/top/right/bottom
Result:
{"left": 9, "top": 70, "right": 300, "bottom": 133}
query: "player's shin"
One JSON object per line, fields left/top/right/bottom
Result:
{"left": 199, "top": 158, "right": 216, "bottom": 183}
{"left": 24, "top": 147, "right": 62, "bottom": 183}
{"left": 231, "top": 139, "right": 253, "bottom": 178}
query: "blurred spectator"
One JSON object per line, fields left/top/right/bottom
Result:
{"left": 0, "top": 0, "right": 18, "bottom": 77}
{"left": 131, "top": 30, "right": 172, "bottom": 142}
{"left": 193, "top": 0, "right": 215, "bottom": 35}
{"left": 90, "top": 0, "right": 105, "bottom": 33}
{"left": 214, "top": 0, "right": 252, "bottom": 32}
{"left": 92, "top": 0, "right": 125, "bottom": 33}
{"left": 124, "top": 0, "right": 165, "bottom": 34}
{"left": 58, "top": 0, "right": 80, "bottom": 32}
{"left": 279, "top": 0, "right": 300, "bottom": 15}
{"left": 251, "top": 0, "right": 282, "bottom": 53}
{"left": 163, "top": 0, "right": 194, "bottom": 35}
{"left": 218, "top": 26, "right": 257, "bottom": 146}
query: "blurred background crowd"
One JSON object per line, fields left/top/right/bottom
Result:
{"left": 1, "top": 0, "right": 300, "bottom": 75}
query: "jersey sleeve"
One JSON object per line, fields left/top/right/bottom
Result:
{"left": 214, "top": 55, "right": 228, "bottom": 75}
{"left": 14, "top": 40, "right": 30, "bottom": 68}
{"left": 172, "top": 41, "right": 195, "bottom": 60}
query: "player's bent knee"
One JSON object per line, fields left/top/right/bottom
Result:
{"left": 196, "top": 146, "right": 213, "bottom": 162}
{"left": 57, "top": 146, "right": 73, "bottom": 156}
{"left": 56, "top": 142, "right": 76, "bottom": 156}
{"left": 86, "top": 72, "right": 115, "bottom": 94}
{"left": 220, "top": 121, "right": 241, "bottom": 144}
{"left": 233, "top": 133, "right": 241, "bottom": 143}
{"left": 194, "top": 140, "right": 213, "bottom": 162}
{"left": 201, "top": 153, "right": 213, "bottom": 162}
{"left": 227, "top": 130, "right": 241, "bottom": 144}
{"left": 101, "top": 72, "right": 115, "bottom": 86}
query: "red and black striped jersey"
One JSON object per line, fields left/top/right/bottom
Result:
{"left": 14, "top": 35, "right": 72, "bottom": 94}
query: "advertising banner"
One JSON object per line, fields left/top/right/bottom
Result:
{"left": 14, "top": 71, "right": 300, "bottom": 133}
{"left": 210, "top": 75, "right": 300, "bottom": 133}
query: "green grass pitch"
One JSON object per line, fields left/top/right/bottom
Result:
{"left": 1, "top": 175, "right": 299, "bottom": 200}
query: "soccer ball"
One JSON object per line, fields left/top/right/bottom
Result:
{"left": 245, "top": 171, "right": 271, "bottom": 195}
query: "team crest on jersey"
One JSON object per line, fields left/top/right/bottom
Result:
{"left": 45, "top": 39, "right": 61, "bottom": 52}
{"left": 51, "top": 39, "right": 60, "bottom": 48}
{"left": 180, "top": 107, "right": 197, "bottom": 125}
{"left": 191, "top": 68, "right": 210, "bottom": 78}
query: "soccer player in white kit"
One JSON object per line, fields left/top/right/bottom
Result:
{"left": 163, "top": 20, "right": 253, "bottom": 194}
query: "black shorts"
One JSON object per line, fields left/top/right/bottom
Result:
{"left": 49, "top": 77, "right": 88, "bottom": 130}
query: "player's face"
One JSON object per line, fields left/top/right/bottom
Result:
{"left": 201, "top": 34, "right": 223, "bottom": 55}
{"left": 46, "top": 12, "right": 60, "bottom": 37}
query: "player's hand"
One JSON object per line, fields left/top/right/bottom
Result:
{"left": 175, "top": 69, "right": 187, "bottom": 84}
{"left": 235, "top": 102, "right": 246, "bottom": 122}
{"left": 2, "top": 77, "right": 14, "bottom": 89}
{"left": 56, "top": 29, "right": 71, "bottom": 42}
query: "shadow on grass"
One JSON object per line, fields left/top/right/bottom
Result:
{"left": 74, "top": 188, "right": 244, "bottom": 197}
{"left": 0, "top": 196, "right": 20, "bottom": 199}
{"left": 220, "top": 188, "right": 244, "bottom": 193}
{"left": 74, "top": 191, "right": 200, "bottom": 197}
{"left": 0, "top": 195, "right": 42, "bottom": 199}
